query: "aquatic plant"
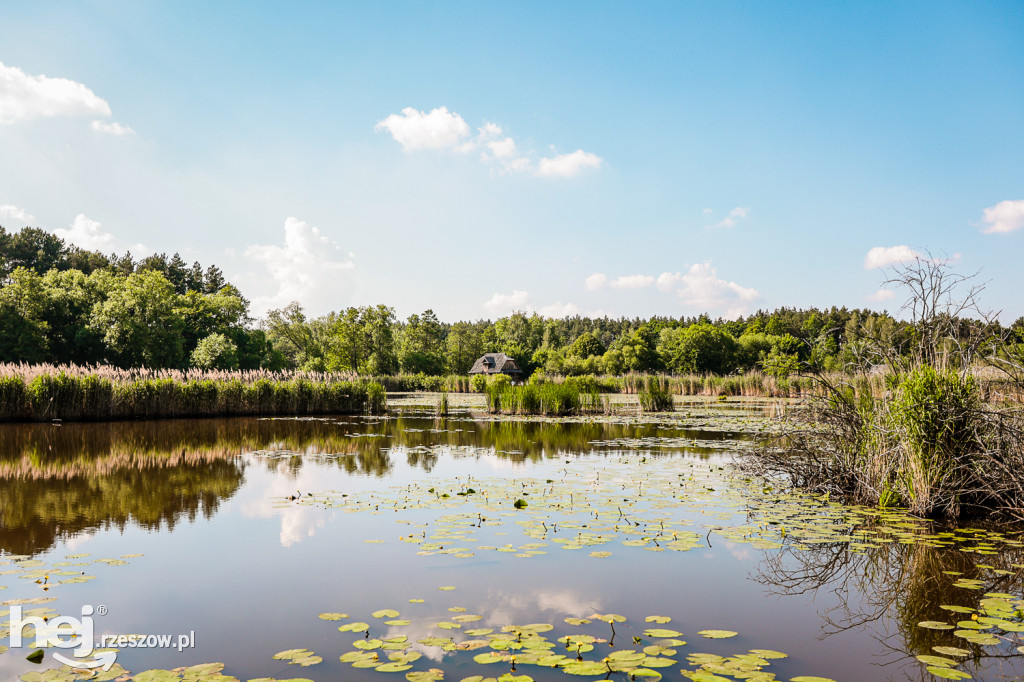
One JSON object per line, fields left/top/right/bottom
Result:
{"left": 745, "top": 257, "right": 1024, "bottom": 519}
{"left": 0, "top": 365, "right": 387, "bottom": 421}
{"left": 637, "top": 376, "right": 673, "bottom": 413}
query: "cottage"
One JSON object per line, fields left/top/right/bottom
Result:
{"left": 468, "top": 353, "right": 524, "bottom": 380}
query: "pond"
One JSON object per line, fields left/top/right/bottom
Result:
{"left": 1, "top": 402, "right": 1022, "bottom": 682}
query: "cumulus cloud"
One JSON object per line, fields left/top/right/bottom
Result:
{"left": 244, "top": 217, "right": 355, "bottom": 315}
{"left": 610, "top": 274, "right": 655, "bottom": 289}
{"left": 536, "top": 149, "right": 603, "bottom": 178}
{"left": 866, "top": 288, "right": 895, "bottom": 302}
{"left": 672, "top": 262, "right": 761, "bottom": 317}
{"left": 0, "top": 61, "right": 111, "bottom": 124}
{"left": 707, "top": 206, "right": 751, "bottom": 229}
{"left": 375, "top": 106, "right": 471, "bottom": 151}
{"left": 656, "top": 271, "right": 683, "bottom": 292}
{"left": 476, "top": 123, "right": 531, "bottom": 173}
{"left": 980, "top": 199, "right": 1024, "bottom": 234}
{"left": 538, "top": 301, "right": 580, "bottom": 318}
{"left": 90, "top": 120, "right": 134, "bottom": 136}
{"left": 589, "top": 264, "right": 759, "bottom": 317}
{"left": 378, "top": 106, "right": 601, "bottom": 178}
{"left": 584, "top": 273, "right": 607, "bottom": 291}
{"left": 0, "top": 203, "right": 35, "bottom": 225}
{"left": 483, "top": 290, "right": 581, "bottom": 318}
{"left": 483, "top": 289, "right": 531, "bottom": 316}
{"left": 54, "top": 214, "right": 117, "bottom": 251}
{"left": 864, "top": 245, "right": 920, "bottom": 269}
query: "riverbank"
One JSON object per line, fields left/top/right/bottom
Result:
{"left": 0, "top": 368, "right": 386, "bottom": 421}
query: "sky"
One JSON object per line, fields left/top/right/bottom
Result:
{"left": 0, "top": 1, "right": 1022, "bottom": 323}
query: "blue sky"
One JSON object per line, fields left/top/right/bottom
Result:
{"left": 1, "top": 1, "right": 1022, "bottom": 322}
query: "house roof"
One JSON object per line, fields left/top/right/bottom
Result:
{"left": 468, "top": 352, "right": 523, "bottom": 375}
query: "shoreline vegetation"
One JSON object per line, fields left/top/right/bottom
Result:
{"left": 0, "top": 364, "right": 386, "bottom": 421}
{"left": 1, "top": 360, "right": 1021, "bottom": 422}
{"left": 743, "top": 258, "right": 1024, "bottom": 521}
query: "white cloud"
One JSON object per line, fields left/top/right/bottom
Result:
{"left": 483, "top": 289, "right": 531, "bottom": 316}
{"left": 702, "top": 208, "right": 714, "bottom": 215}
{"left": 980, "top": 199, "right": 1024, "bottom": 234}
{"left": 536, "top": 149, "right": 603, "bottom": 177}
{"left": 584, "top": 272, "right": 607, "bottom": 291}
{"left": 0, "top": 203, "right": 35, "bottom": 225}
{"left": 54, "top": 214, "right": 116, "bottom": 251}
{"left": 90, "top": 120, "right": 134, "bottom": 136}
{"left": 244, "top": 217, "right": 355, "bottom": 315}
{"left": 674, "top": 262, "right": 761, "bottom": 318}
{"left": 866, "top": 288, "right": 895, "bottom": 302}
{"left": 375, "top": 106, "right": 471, "bottom": 151}
{"left": 378, "top": 106, "right": 601, "bottom": 179}
{"left": 538, "top": 301, "right": 580, "bottom": 318}
{"left": 482, "top": 291, "right": 579, "bottom": 318}
{"left": 707, "top": 206, "right": 751, "bottom": 229}
{"left": 0, "top": 61, "right": 111, "bottom": 124}
{"left": 864, "top": 245, "right": 919, "bottom": 269}
{"left": 656, "top": 271, "right": 683, "bottom": 292}
{"left": 610, "top": 274, "right": 655, "bottom": 289}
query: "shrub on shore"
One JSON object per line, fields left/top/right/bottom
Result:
{"left": 743, "top": 257, "right": 1024, "bottom": 520}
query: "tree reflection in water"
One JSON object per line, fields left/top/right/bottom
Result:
{"left": 756, "top": 529, "right": 1024, "bottom": 679}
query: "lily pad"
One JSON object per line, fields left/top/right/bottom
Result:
{"left": 697, "top": 630, "right": 738, "bottom": 639}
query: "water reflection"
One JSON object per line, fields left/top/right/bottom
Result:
{"left": 757, "top": 530, "right": 1024, "bottom": 678}
{"left": 0, "top": 414, "right": 733, "bottom": 557}
{"left": 0, "top": 458, "right": 243, "bottom": 556}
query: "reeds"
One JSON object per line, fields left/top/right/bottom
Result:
{"left": 744, "top": 365, "right": 1024, "bottom": 519}
{"left": 638, "top": 375, "right": 673, "bottom": 412}
{"left": 0, "top": 364, "right": 386, "bottom": 421}
{"left": 485, "top": 382, "right": 602, "bottom": 416}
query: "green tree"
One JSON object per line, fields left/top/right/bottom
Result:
{"left": 566, "top": 331, "right": 605, "bottom": 359}
{"left": 39, "top": 269, "right": 113, "bottom": 364}
{"left": 0, "top": 267, "right": 50, "bottom": 362}
{"left": 399, "top": 309, "right": 446, "bottom": 375}
{"left": 190, "top": 333, "right": 239, "bottom": 369}
{"left": 659, "top": 323, "right": 738, "bottom": 374}
{"left": 90, "top": 270, "right": 186, "bottom": 367}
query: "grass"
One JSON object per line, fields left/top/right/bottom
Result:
{"left": 0, "top": 363, "right": 386, "bottom": 421}
{"left": 485, "top": 382, "right": 603, "bottom": 416}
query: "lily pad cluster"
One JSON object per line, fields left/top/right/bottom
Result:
{"left": 321, "top": 602, "right": 831, "bottom": 682}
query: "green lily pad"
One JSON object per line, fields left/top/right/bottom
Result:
{"left": 644, "top": 628, "right": 683, "bottom": 638}
{"left": 373, "top": 609, "right": 401, "bottom": 619}
{"left": 925, "top": 668, "right": 971, "bottom": 680}
{"left": 697, "top": 630, "right": 737, "bottom": 639}
{"left": 318, "top": 612, "right": 348, "bottom": 621}
{"left": 339, "top": 621, "right": 370, "bottom": 632}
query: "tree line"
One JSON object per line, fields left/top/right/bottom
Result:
{"left": 3, "top": 225, "right": 1022, "bottom": 375}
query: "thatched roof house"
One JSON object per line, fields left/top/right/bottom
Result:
{"left": 468, "top": 352, "right": 523, "bottom": 378}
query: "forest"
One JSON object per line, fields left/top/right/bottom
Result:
{"left": 2, "top": 225, "right": 1022, "bottom": 378}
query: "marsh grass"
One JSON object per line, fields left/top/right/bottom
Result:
{"left": 485, "top": 382, "right": 602, "bottom": 417}
{"left": 638, "top": 376, "right": 673, "bottom": 412}
{"left": 0, "top": 363, "right": 386, "bottom": 421}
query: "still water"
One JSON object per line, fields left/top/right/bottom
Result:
{"left": 1, "top": 406, "right": 1022, "bottom": 681}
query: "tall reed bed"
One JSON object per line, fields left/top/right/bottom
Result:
{"left": 0, "top": 365, "right": 386, "bottom": 421}
{"left": 638, "top": 375, "right": 673, "bottom": 412}
{"left": 485, "top": 382, "right": 603, "bottom": 417}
